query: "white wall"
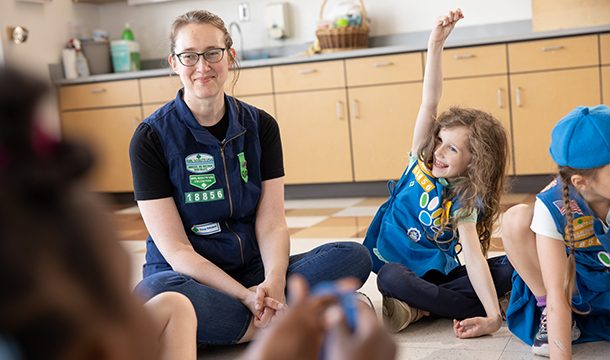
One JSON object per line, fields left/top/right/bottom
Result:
{"left": 0, "top": 0, "right": 100, "bottom": 78}
{"left": 99, "top": 0, "right": 532, "bottom": 60}
{"left": 0, "top": 0, "right": 101, "bottom": 138}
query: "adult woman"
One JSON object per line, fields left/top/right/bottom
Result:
{"left": 129, "top": 10, "right": 372, "bottom": 345}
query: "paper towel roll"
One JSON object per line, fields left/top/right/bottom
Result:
{"left": 62, "top": 48, "right": 78, "bottom": 80}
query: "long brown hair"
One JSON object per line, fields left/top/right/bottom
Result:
{"left": 418, "top": 107, "right": 508, "bottom": 255}
{"left": 558, "top": 166, "right": 597, "bottom": 315}
{"left": 169, "top": 10, "right": 240, "bottom": 94}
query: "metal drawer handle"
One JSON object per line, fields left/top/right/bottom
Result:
{"left": 373, "top": 61, "right": 394, "bottom": 67}
{"left": 541, "top": 45, "right": 564, "bottom": 52}
{"left": 297, "top": 68, "right": 318, "bottom": 75}
{"left": 515, "top": 87, "right": 523, "bottom": 108}
{"left": 90, "top": 88, "right": 107, "bottom": 94}
{"left": 497, "top": 88, "right": 503, "bottom": 109}
{"left": 336, "top": 101, "right": 344, "bottom": 119}
{"left": 351, "top": 99, "right": 360, "bottom": 119}
{"left": 453, "top": 54, "right": 476, "bottom": 60}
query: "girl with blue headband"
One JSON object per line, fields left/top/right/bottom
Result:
{"left": 503, "top": 105, "right": 610, "bottom": 358}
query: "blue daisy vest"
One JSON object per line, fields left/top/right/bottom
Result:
{"left": 363, "top": 157, "right": 461, "bottom": 276}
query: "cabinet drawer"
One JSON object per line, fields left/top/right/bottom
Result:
{"left": 140, "top": 76, "right": 182, "bottom": 104}
{"left": 227, "top": 67, "right": 273, "bottom": 96}
{"left": 273, "top": 60, "right": 345, "bottom": 92}
{"left": 59, "top": 80, "right": 140, "bottom": 111}
{"left": 508, "top": 35, "right": 598, "bottom": 73}
{"left": 441, "top": 44, "right": 507, "bottom": 78}
{"left": 601, "top": 33, "right": 610, "bottom": 65}
{"left": 345, "top": 53, "right": 422, "bottom": 87}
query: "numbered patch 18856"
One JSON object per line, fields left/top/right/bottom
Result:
{"left": 185, "top": 189, "right": 224, "bottom": 203}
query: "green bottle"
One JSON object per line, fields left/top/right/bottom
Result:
{"left": 121, "top": 23, "right": 135, "bottom": 41}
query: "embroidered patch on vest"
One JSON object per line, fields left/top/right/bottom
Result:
{"left": 412, "top": 165, "right": 435, "bottom": 192}
{"left": 238, "top": 152, "right": 248, "bottom": 183}
{"left": 407, "top": 227, "right": 421, "bottom": 242}
{"left": 191, "top": 222, "right": 221, "bottom": 235}
{"left": 189, "top": 174, "right": 216, "bottom": 190}
{"left": 598, "top": 251, "right": 610, "bottom": 267}
{"left": 185, "top": 153, "right": 215, "bottom": 173}
{"left": 564, "top": 216, "right": 600, "bottom": 248}
{"left": 185, "top": 189, "right": 224, "bottom": 203}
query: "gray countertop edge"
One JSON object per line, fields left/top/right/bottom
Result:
{"left": 52, "top": 21, "right": 610, "bottom": 86}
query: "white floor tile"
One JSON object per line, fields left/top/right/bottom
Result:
{"left": 285, "top": 216, "right": 328, "bottom": 228}
{"left": 333, "top": 206, "right": 380, "bottom": 217}
{"left": 284, "top": 197, "right": 364, "bottom": 209}
{"left": 397, "top": 347, "right": 503, "bottom": 360}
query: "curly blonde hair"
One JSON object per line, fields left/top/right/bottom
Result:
{"left": 418, "top": 107, "right": 508, "bottom": 255}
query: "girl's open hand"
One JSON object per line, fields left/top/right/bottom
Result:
{"left": 453, "top": 314, "right": 501, "bottom": 338}
{"left": 429, "top": 8, "right": 464, "bottom": 45}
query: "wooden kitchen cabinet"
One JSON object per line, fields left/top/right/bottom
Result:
{"left": 508, "top": 35, "right": 601, "bottom": 175}
{"left": 61, "top": 107, "right": 141, "bottom": 192}
{"left": 348, "top": 83, "right": 422, "bottom": 181}
{"left": 510, "top": 68, "right": 601, "bottom": 175}
{"left": 602, "top": 66, "right": 610, "bottom": 106}
{"left": 273, "top": 60, "right": 345, "bottom": 93}
{"left": 275, "top": 89, "right": 353, "bottom": 184}
{"left": 439, "top": 75, "right": 513, "bottom": 174}
{"left": 601, "top": 33, "right": 610, "bottom": 65}
{"left": 59, "top": 80, "right": 140, "bottom": 111}
{"left": 508, "top": 35, "right": 598, "bottom": 73}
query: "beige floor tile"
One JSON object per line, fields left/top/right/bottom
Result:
{"left": 393, "top": 319, "right": 512, "bottom": 351}
{"left": 292, "top": 226, "right": 362, "bottom": 238}
{"left": 286, "top": 216, "right": 328, "bottom": 228}
{"left": 285, "top": 208, "right": 342, "bottom": 216}
{"left": 396, "top": 347, "right": 503, "bottom": 360}
{"left": 356, "top": 197, "right": 388, "bottom": 206}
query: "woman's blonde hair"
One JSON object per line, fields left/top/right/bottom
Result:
{"left": 169, "top": 10, "right": 240, "bottom": 94}
{"left": 558, "top": 166, "right": 598, "bottom": 315}
{"left": 418, "top": 107, "right": 508, "bottom": 255}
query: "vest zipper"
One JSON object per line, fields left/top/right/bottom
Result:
{"left": 225, "top": 220, "right": 245, "bottom": 265}
{"left": 220, "top": 129, "right": 247, "bottom": 265}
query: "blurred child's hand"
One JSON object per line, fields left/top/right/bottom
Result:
{"left": 324, "top": 301, "right": 397, "bottom": 360}
{"left": 429, "top": 8, "right": 464, "bottom": 45}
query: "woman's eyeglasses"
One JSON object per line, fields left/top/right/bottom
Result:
{"left": 174, "top": 48, "right": 226, "bottom": 66}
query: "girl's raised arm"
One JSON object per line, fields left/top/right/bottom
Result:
{"left": 411, "top": 9, "right": 463, "bottom": 155}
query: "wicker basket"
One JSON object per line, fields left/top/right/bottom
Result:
{"left": 315, "top": 0, "right": 369, "bottom": 52}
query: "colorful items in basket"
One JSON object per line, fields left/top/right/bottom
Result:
{"left": 315, "top": 0, "right": 369, "bottom": 52}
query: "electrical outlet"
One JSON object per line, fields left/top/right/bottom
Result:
{"left": 238, "top": 2, "right": 250, "bottom": 22}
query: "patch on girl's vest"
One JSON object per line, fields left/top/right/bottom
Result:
{"left": 412, "top": 165, "right": 435, "bottom": 192}
{"left": 598, "top": 251, "right": 610, "bottom": 267}
{"left": 185, "top": 153, "right": 215, "bottom": 173}
{"left": 184, "top": 189, "right": 225, "bottom": 204}
{"left": 407, "top": 227, "right": 421, "bottom": 242}
{"left": 563, "top": 216, "right": 603, "bottom": 249}
{"left": 553, "top": 199, "right": 584, "bottom": 215}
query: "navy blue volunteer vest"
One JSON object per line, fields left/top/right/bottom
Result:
{"left": 363, "top": 157, "right": 461, "bottom": 276}
{"left": 506, "top": 178, "right": 610, "bottom": 345}
{"left": 142, "top": 91, "right": 263, "bottom": 276}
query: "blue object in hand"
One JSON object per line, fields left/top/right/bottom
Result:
{"left": 311, "top": 281, "right": 358, "bottom": 332}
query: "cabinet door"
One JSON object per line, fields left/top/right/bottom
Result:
{"left": 228, "top": 67, "right": 273, "bottom": 96}
{"left": 61, "top": 106, "right": 141, "bottom": 192}
{"left": 140, "top": 76, "right": 182, "bottom": 104}
{"left": 275, "top": 89, "right": 353, "bottom": 184}
{"left": 439, "top": 75, "right": 514, "bottom": 175}
{"left": 510, "top": 68, "right": 601, "bottom": 175}
{"left": 603, "top": 66, "right": 610, "bottom": 105}
{"left": 59, "top": 80, "right": 140, "bottom": 111}
{"left": 348, "top": 82, "right": 422, "bottom": 181}
{"left": 238, "top": 95, "right": 276, "bottom": 118}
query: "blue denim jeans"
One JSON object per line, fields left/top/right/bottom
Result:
{"left": 135, "top": 241, "right": 372, "bottom": 345}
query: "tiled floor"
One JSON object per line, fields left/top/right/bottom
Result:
{"left": 112, "top": 194, "right": 609, "bottom": 360}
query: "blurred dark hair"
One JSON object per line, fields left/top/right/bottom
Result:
{"left": 0, "top": 67, "right": 150, "bottom": 359}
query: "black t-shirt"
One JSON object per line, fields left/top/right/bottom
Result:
{"left": 129, "top": 108, "right": 284, "bottom": 201}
